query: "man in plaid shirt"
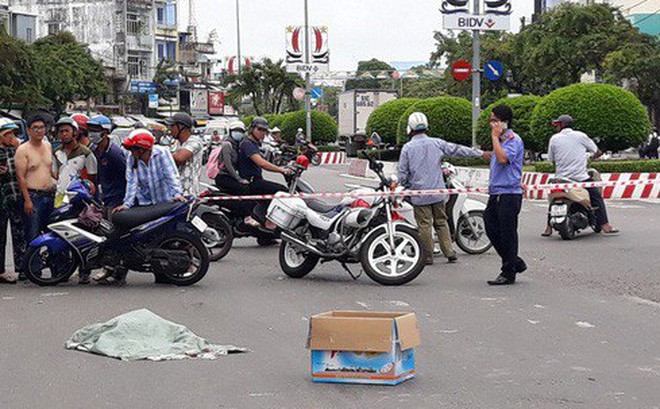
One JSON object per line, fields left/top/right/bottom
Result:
{"left": 0, "top": 119, "right": 26, "bottom": 284}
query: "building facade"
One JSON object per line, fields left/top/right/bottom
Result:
{"left": 2, "top": 0, "right": 37, "bottom": 42}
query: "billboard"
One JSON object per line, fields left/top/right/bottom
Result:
{"left": 208, "top": 91, "right": 226, "bottom": 116}
{"left": 190, "top": 89, "right": 208, "bottom": 117}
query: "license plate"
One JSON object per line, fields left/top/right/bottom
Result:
{"left": 191, "top": 216, "right": 208, "bottom": 233}
{"left": 551, "top": 204, "right": 568, "bottom": 217}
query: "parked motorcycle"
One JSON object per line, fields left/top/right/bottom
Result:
{"left": 268, "top": 152, "right": 426, "bottom": 286}
{"left": 270, "top": 142, "right": 321, "bottom": 167}
{"left": 547, "top": 170, "right": 601, "bottom": 240}
{"left": 23, "top": 178, "right": 211, "bottom": 286}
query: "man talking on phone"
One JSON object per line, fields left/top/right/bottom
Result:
{"left": 484, "top": 105, "right": 527, "bottom": 286}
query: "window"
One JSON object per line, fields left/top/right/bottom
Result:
{"left": 165, "top": 3, "right": 176, "bottom": 27}
{"left": 48, "top": 22, "right": 60, "bottom": 35}
{"left": 166, "top": 41, "right": 176, "bottom": 61}
{"left": 126, "top": 13, "right": 142, "bottom": 36}
{"left": 128, "top": 55, "right": 140, "bottom": 77}
{"left": 26, "top": 28, "right": 33, "bottom": 43}
{"left": 157, "top": 42, "right": 166, "bottom": 60}
{"left": 157, "top": 7, "right": 164, "bottom": 25}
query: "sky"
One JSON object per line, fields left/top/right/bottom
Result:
{"left": 179, "top": 0, "right": 535, "bottom": 71}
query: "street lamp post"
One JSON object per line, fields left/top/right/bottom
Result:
{"left": 471, "top": 0, "right": 481, "bottom": 148}
{"left": 236, "top": 0, "right": 242, "bottom": 75}
{"left": 304, "top": 0, "right": 312, "bottom": 142}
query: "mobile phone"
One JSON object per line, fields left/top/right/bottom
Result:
{"left": 500, "top": 121, "right": 509, "bottom": 130}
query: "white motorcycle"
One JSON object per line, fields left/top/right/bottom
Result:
{"left": 267, "top": 154, "right": 426, "bottom": 286}
{"left": 346, "top": 163, "right": 491, "bottom": 255}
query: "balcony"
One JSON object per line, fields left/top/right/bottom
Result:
{"left": 181, "top": 41, "right": 215, "bottom": 55}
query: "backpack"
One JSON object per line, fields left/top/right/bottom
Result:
{"left": 206, "top": 145, "right": 225, "bottom": 179}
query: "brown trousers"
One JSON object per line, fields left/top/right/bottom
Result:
{"left": 413, "top": 203, "right": 456, "bottom": 262}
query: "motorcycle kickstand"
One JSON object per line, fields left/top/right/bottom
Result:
{"left": 340, "top": 262, "right": 361, "bottom": 280}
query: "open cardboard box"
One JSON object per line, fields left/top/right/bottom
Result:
{"left": 307, "top": 311, "right": 421, "bottom": 385}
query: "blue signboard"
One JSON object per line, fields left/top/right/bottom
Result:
{"left": 311, "top": 87, "right": 324, "bottom": 99}
{"left": 484, "top": 60, "right": 504, "bottom": 81}
{"left": 148, "top": 94, "right": 159, "bottom": 109}
{"left": 130, "top": 81, "right": 158, "bottom": 94}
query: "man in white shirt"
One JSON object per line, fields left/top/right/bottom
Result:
{"left": 542, "top": 115, "right": 618, "bottom": 236}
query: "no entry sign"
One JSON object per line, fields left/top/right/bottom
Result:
{"left": 451, "top": 60, "right": 472, "bottom": 82}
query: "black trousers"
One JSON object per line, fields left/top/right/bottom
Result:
{"left": 586, "top": 187, "right": 609, "bottom": 227}
{"left": 215, "top": 174, "right": 255, "bottom": 218}
{"left": 248, "top": 178, "right": 288, "bottom": 223}
{"left": 484, "top": 194, "right": 526, "bottom": 278}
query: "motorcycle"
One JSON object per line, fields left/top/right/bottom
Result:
{"left": 50, "top": 178, "right": 232, "bottom": 263}
{"left": 199, "top": 163, "right": 316, "bottom": 247}
{"left": 547, "top": 169, "right": 602, "bottom": 240}
{"left": 268, "top": 152, "right": 426, "bottom": 286}
{"left": 23, "top": 178, "right": 212, "bottom": 286}
{"left": 270, "top": 142, "right": 321, "bottom": 167}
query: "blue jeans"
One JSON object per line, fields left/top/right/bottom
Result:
{"left": 23, "top": 191, "right": 55, "bottom": 244}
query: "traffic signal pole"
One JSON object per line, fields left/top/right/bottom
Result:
{"left": 472, "top": 0, "right": 481, "bottom": 148}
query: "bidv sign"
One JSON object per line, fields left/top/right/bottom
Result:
{"left": 441, "top": 0, "right": 512, "bottom": 31}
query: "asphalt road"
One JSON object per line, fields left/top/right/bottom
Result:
{"left": 1, "top": 165, "right": 659, "bottom": 409}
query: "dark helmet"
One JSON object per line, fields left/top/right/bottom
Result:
{"left": 250, "top": 116, "right": 269, "bottom": 130}
{"left": 165, "top": 112, "right": 195, "bottom": 129}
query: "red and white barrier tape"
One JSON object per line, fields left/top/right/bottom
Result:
{"left": 201, "top": 179, "right": 660, "bottom": 202}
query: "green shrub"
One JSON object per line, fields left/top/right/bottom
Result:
{"left": 366, "top": 98, "right": 419, "bottom": 145}
{"left": 317, "top": 145, "right": 342, "bottom": 152}
{"left": 535, "top": 159, "right": 660, "bottom": 173}
{"left": 241, "top": 115, "right": 255, "bottom": 128}
{"left": 280, "top": 110, "right": 338, "bottom": 144}
{"left": 445, "top": 157, "right": 490, "bottom": 168}
{"left": 396, "top": 97, "right": 472, "bottom": 145}
{"left": 530, "top": 84, "right": 651, "bottom": 153}
{"left": 477, "top": 95, "right": 543, "bottom": 151}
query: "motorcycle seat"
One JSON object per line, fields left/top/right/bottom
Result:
{"left": 304, "top": 198, "right": 338, "bottom": 214}
{"left": 111, "top": 202, "right": 183, "bottom": 229}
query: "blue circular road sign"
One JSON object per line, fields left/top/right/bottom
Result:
{"left": 485, "top": 60, "right": 504, "bottom": 81}
{"left": 311, "top": 87, "right": 324, "bottom": 99}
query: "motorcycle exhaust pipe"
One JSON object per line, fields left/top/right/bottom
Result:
{"left": 280, "top": 231, "right": 336, "bottom": 258}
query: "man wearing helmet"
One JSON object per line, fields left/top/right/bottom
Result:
{"left": 238, "top": 117, "right": 292, "bottom": 229}
{"left": 398, "top": 112, "right": 487, "bottom": 266}
{"left": 71, "top": 113, "right": 90, "bottom": 148}
{"left": 115, "top": 129, "right": 184, "bottom": 213}
{"left": 165, "top": 112, "right": 204, "bottom": 198}
{"left": 215, "top": 120, "right": 250, "bottom": 192}
{"left": 52, "top": 116, "right": 98, "bottom": 208}
{"left": 15, "top": 114, "right": 56, "bottom": 245}
{"left": 0, "top": 119, "right": 26, "bottom": 284}
{"left": 88, "top": 115, "right": 126, "bottom": 210}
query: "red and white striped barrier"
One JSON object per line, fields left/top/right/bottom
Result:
{"left": 523, "top": 172, "right": 660, "bottom": 200}
{"left": 318, "top": 151, "right": 346, "bottom": 165}
{"left": 201, "top": 178, "right": 660, "bottom": 202}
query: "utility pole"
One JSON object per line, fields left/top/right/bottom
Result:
{"left": 471, "top": 0, "right": 481, "bottom": 148}
{"left": 304, "top": 0, "right": 312, "bottom": 142}
{"left": 236, "top": 0, "right": 242, "bottom": 75}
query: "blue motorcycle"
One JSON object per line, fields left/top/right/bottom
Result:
{"left": 23, "top": 179, "right": 211, "bottom": 286}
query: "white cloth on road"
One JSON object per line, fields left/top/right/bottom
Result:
{"left": 65, "top": 309, "right": 247, "bottom": 361}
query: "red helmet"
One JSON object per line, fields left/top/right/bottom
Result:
{"left": 70, "top": 113, "right": 89, "bottom": 131}
{"left": 296, "top": 154, "right": 310, "bottom": 169}
{"left": 123, "top": 129, "right": 155, "bottom": 150}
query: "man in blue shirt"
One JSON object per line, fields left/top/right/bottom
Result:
{"left": 398, "top": 112, "right": 487, "bottom": 265}
{"left": 88, "top": 115, "right": 126, "bottom": 210}
{"left": 484, "top": 104, "right": 527, "bottom": 286}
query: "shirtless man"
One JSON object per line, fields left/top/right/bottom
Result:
{"left": 15, "top": 115, "right": 56, "bottom": 242}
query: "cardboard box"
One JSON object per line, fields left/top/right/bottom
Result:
{"left": 307, "top": 311, "right": 421, "bottom": 385}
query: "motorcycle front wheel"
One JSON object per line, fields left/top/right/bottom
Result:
{"left": 360, "top": 224, "right": 425, "bottom": 286}
{"left": 455, "top": 211, "right": 492, "bottom": 255}
{"left": 155, "top": 231, "right": 209, "bottom": 286}
{"left": 24, "top": 244, "right": 79, "bottom": 286}
{"left": 279, "top": 240, "right": 319, "bottom": 278}
{"left": 311, "top": 153, "right": 322, "bottom": 166}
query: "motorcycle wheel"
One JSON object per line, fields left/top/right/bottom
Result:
{"left": 360, "top": 224, "right": 425, "bottom": 286}
{"left": 201, "top": 213, "right": 233, "bottom": 262}
{"left": 455, "top": 211, "right": 492, "bottom": 255}
{"left": 155, "top": 231, "right": 209, "bottom": 286}
{"left": 311, "top": 153, "right": 322, "bottom": 166}
{"left": 279, "top": 240, "right": 319, "bottom": 278}
{"left": 24, "top": 244, "right": 79, "bottom": 286}
{"left": 557, "top": 217, "right": 576, "bottom": 240}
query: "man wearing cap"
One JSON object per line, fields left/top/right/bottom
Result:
{"left": 0, "top": 119, "right": 26, "bottom": 284}
{"left": 88, "top": 115, "right": 127, "bottom": 211}
{"left": 166, "top": 113, "right": 204, "bottom": 198}
{"left": 542, "top": 115, "right": 618, "bottom": 236}
{"left": 398, "top": 112, "right": 487, "bottom": 265}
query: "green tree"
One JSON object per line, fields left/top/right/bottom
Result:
{"left": 31, "top": 31, "right": 107, "bottom": 115}
{"left": 530, "top": 83, "right": 650, "bottom": 152}
{"left": 396, "top": 97, "right": 472, "bottom": 145}
{"left": 280, "top": 110, "right": 338, "bottom": 144}
{"left": 345, "top": 58, "right": 395, "bottom": 91}
{"left": 366, "top": 98, "right": 419, "bottom": 144}
{"left": 0, "top": 32, "right": 46, "bottom": 110}
{"left": 226, "top": 58, "right": 304, "bottom": 116}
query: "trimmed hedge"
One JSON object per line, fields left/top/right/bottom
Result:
{"left": 530, "top": 84, "right": 651, "bottom": 153}
{"left": 366, "top": 98, "right": 420, "bottom": 145}
{"left": 535, "top": 159, "right": 660, "bottom": 174}
{"left": 396, "top": 97, "right": 472, "bottom": 146}
{"left": 280, "top": 110, "right": 338, "bottom": 144}
{"left": 445, "top": 157, "right": 490, "bottom": 168}
{"left": 477, "top": 95, "right": 542, "bottom": 151}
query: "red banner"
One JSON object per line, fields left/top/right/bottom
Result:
{"left": 208, "top": 91, "right": 225, "bottom": 116}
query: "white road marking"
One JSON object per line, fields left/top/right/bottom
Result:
{"left": 575, "top": 321, "right": 596, "bottom": 328}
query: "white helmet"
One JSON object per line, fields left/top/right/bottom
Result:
{"left": 228, "top": 120, "right": 246, "bottom": 132}
{"left": 297, "top": 128, "right": 303, "bottom": 132}
{"left": 408, "top": 112, "right": 428, "bottom": 133}
{"left": 270, "top": 127, "right": 281, "bottom": 133}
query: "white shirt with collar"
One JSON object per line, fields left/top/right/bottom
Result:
{"left": 548, "top": 128, "right": 598, "bottom": 182}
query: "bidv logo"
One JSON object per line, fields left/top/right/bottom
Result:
{"left": 457, "top": 16, "right": 498, "bottom": 29}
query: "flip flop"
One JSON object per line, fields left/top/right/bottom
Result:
{"left": 541, "top": 231, "right": 552, "bottom": 237}
{"left": 602, "top": 229, "right": 620, "bottom": 235}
